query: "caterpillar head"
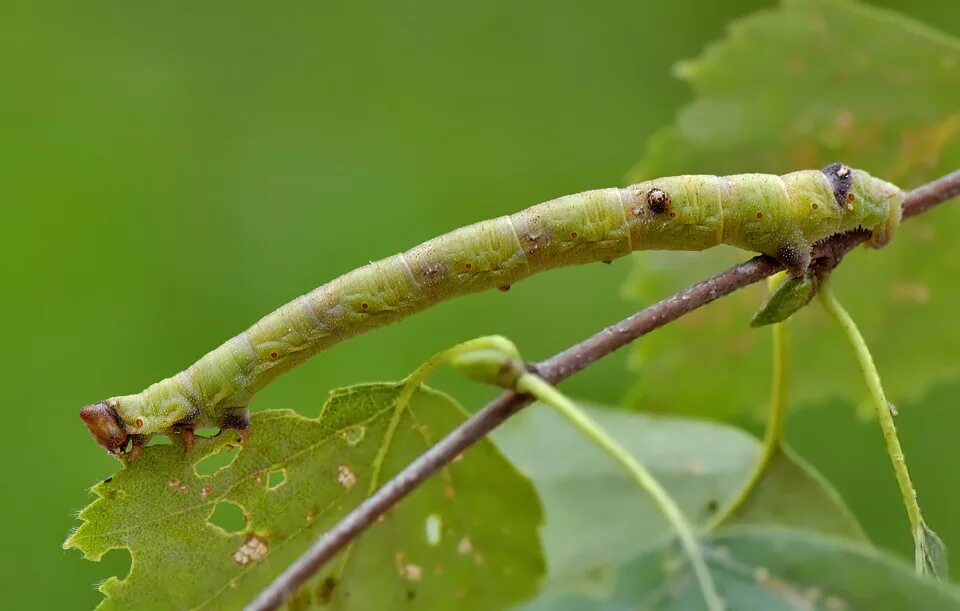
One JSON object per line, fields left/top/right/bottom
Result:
{"left": 821, "top": 163, "right": 903, "bottom": 247}
{"left": 80, "top": 401, "right": 129, "bottom": 455}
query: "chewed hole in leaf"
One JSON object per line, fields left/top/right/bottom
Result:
{"left": 95, "top": 548, "right": 132, "bottom": 585}
{"left": 194, "top": 446, "right": 239, "bottom": 477}
{"left": 209, "top": 501, "right": 246, "bottom": 534}
{"left": 146, "top": 435, "right": 171, "bottom": 447}
{"left": 267, "top": 469, "right": 286, "bottom": 490}
{"left": 195, "top": 426, "right": 220, "bottom": 438}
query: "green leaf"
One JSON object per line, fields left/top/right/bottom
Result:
{"left": 524, "top": 526, "right": 960, "bottom": 610}
{"left": 64, "top": 384, "right": 544, "bottom": 610}
{"left": 625, "top": 0, "right": 960, "bottom": 421}
{"left": 717, "top": 443, "right": 867, "bottom": 541}
{"left": 491, "top": 404, "right": 863, "bottom": 602}
{"left": 750, "top": 275, "right": 817, "bottom": 327}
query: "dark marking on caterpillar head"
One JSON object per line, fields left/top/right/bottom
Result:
{"left": 822, "top": 162, "right": 853, "bottom": 209}
{"left": 646, "top": 188, "right": 670, "bottom": 214}
{"left": 80, "top": 401, "right": 129, "bottom": 455}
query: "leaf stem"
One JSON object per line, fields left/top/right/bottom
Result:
{"left": 817, "top": 279, "right": 928, "bottom": 568}
{"left": 707, "top": 275, "right": 790, "bottom": 530}
{"left": 515, "top": 373, "right": 724, "bottom": 611}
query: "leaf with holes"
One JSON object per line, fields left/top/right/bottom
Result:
{"left": 491, "top": 404, "right": 864, "bottom": 605}
{"left": 624, "top": 0, "right": 960, "bottom": 421}
{"left": 523, "top": 526, "right": 960, "bottom": 610}
{"left": 64, "top": 384, "right": 544, "bottom": 609}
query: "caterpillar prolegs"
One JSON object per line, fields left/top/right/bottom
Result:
{"left": 80, "top": 164, "right": 903, "bottom": 458}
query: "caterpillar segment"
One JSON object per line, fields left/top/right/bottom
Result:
{"left": 80, "top": 164, "right": 903, "bottom": 457}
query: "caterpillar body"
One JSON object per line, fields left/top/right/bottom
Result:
{"left": 80, "top": 164, "right": 903, "bottom": 458}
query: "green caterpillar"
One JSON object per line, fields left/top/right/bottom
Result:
{"left": 80, "top": 164, "right": 902, "bottom": 458}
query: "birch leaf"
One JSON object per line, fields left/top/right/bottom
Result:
{"left": 525, "top": 527, "right": 960, "bottom": 611}
{"left": 64, "top": 385, "right": 544, "bottom": 610}
{"left": 493, "top": 404, "right": 864, "bottom": 604}
{"left": 626, "top": 0, "right": 960, "bottom": 420}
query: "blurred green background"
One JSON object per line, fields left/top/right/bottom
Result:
{"left": 2, "top": 1, "right": 958, "bottom": 608}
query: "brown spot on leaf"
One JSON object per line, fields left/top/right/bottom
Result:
{"left": 394, "top": 552, "right": 423, "bottom": 582}
{"left": 316, "top": 576, "right": 337, "bottom": 605}
{"left": 337, "top": 465, "right": 357, "bottom": 490}
{"left": 234, "top": 535, "right": 268, "bottom": 565}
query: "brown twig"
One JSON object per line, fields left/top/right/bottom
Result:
{"left": 246, "top": 169, "right": 960, "bottom": 611}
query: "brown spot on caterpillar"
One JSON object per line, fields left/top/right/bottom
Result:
{"left": 135, "top": 417, "right": 143, "bottom": 428}
{"left": 646, "top": 188, "right": 670, "bottom": 214}
{"left": 360, "top": 302, "right": 369, "bottom": 309}
{"left": 846, "top": 192, "right": 856, "bottom": 202}
{"left": 822, "top": 162, "right": 853, "bottom": 208}
{"left": 498, "top": 285, "right": 510, "bottom": 292}
{"left": 668, "top": 211, "right": 676, "bottom": 218}
{"left": 602, "top": 259, "right": 612, "bottom": 265}
{"left": 464, "top": 263, "right": 472, "bottom": 270}
{"left": 570, "top": 231, "right": 578, "bottom": 238}
{"left": 811, "top": 202, "right": 819, "bottom": 210}
{"left": 756, "top": 212, "right": 764, "bottom": 219}
{"left": 270, "top": 351, "right": 278, "bottom": 358}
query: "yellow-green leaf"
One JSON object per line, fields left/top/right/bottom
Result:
{"left": 626, "top": 0, "right": 960, "bottom": 421}
{"left": 65, "top": 384, "right": 544, "bottom": 610}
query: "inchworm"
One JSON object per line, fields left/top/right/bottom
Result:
{"left": 80, "top": 163, "right": 902, "bottom": 459}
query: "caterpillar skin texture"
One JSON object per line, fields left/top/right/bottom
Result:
{"left": 81, "top": 164, "right": 902, "bottom": 457}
